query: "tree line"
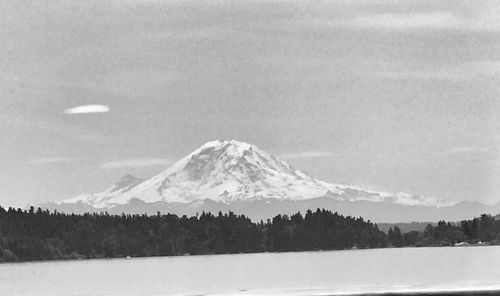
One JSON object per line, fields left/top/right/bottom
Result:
{"left": 0, "top": 206, "right": 499, "bottom": 262}
{"left": 390, "top": 214, "right": 500, "bottom": 247}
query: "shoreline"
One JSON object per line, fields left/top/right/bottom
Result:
{"left": 1, "top": 244, "right": 498, "bottom": 265}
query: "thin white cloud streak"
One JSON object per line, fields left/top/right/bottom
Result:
{"left": 64, "top": 105, "right": 110, "bottom": 114}
{"left": 278, "top": 151, "right": 336, "bottom": 160}
{"left": 27, "top": 157, "right": 76, "bottom": 165}
{"left": 349, "top": 12, "right": 463, "bottom": 30}
{"left": 332, "top": 11, "right": 500, "bottom": 32}
{"left": 450, "top": 146, "right": 494, "bottom": 154}
{"left": 102, "top": 158, "right": 173, "bottom": 169}
{"left": 367, "top": 60, "right": 500, "bottom": 82}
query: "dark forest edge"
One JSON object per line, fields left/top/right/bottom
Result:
{"left": 0, "top": 206, "right": 499, "bottom": 262}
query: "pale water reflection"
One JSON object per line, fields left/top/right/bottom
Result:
{"left": 1, "top": 246, "right": 500, "bottom": 296}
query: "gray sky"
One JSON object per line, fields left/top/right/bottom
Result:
{"left": 1, "top": 0, "right": 500, "bottom": 207}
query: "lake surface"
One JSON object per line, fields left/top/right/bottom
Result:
{"left": 1, "top": 246, "right": 500, "bottom": 296}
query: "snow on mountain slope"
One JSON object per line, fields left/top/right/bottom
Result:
{"left": 61, "top": 140, "right": 451, "bottom": 209}
{"left": 63, "top": 174, "right": 144, "bottom": 208}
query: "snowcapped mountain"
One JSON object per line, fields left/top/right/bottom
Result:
{"left": 42, "top": 139, "right": 499, "bottom": 222}
{"left": 58, "top": 140, "right": 447, "bottom": 209}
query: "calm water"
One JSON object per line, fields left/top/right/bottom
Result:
{"left": 1, "top": 246, "right": 500, "bottom": 296}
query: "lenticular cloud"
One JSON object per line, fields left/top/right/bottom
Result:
{"left": 64, "top": 105, "right": 110, "bottom": 114}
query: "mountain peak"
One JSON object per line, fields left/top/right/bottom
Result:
{"left": 203, "top": 139, "right": 248, "bottom": 146}
{"left": 61, "top": 140, "right": 449, "bottom": 209}
{"left": 197, "top": 139, "right": 257, "bottom": 155}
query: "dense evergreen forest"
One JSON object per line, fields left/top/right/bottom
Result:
{"left": 0, "top": 206, "right": 499, "bottom": 262}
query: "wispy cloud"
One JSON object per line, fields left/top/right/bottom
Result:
{"left": 64, "top": 105, "right": 110, "bottom": 114}
{"left": 102, "top": 158, "right": 173, "bottom": 169}
{"left": 27, "top": 157, "right": 76, "bottom": 165}
{"left": 278, "top": 151, "right": 336, "bottom": 160}
{"left": 334, "top": 11, "right": 500, "bottom": 32}
{"left": 450, "top": 146, "right": 494, "bottom": 154}
{"left": 367, "top": 60, "right": 500, "bottom": 82}
{"left": 348, "top": 12, "right": 463, "bottom": 30}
